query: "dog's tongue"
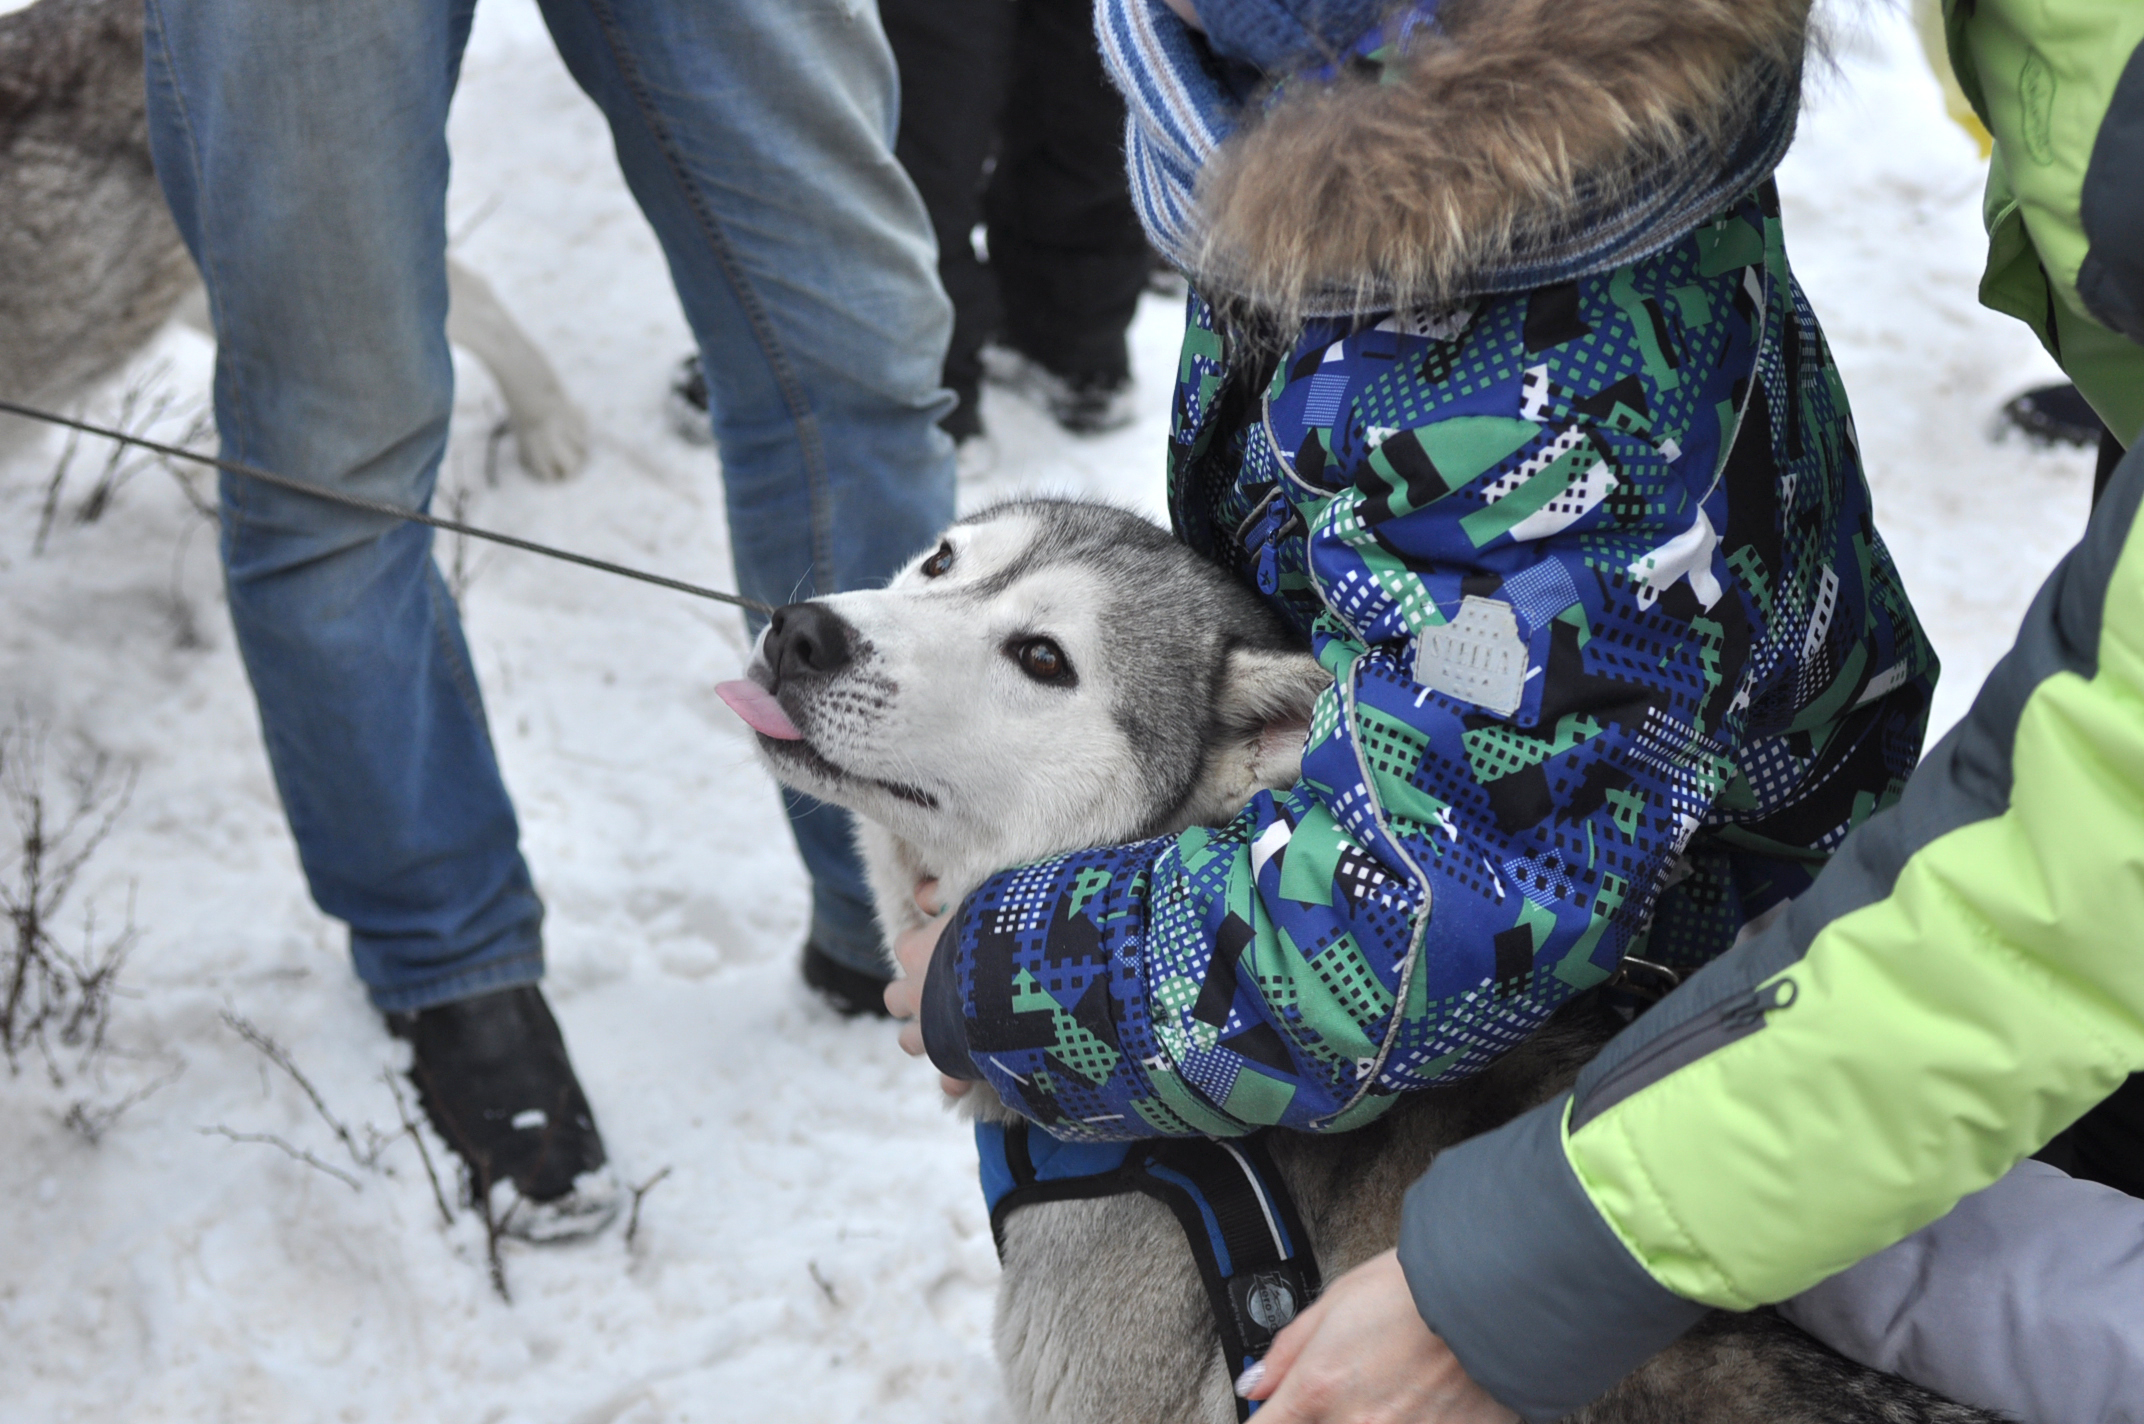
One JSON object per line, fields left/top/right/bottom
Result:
{"left": 715, "top": 680, "right": 803, "bottom": 741}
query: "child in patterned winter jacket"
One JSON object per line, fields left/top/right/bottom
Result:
{"left": 899, "top": 0, "right": 1938, "bottom": 1144}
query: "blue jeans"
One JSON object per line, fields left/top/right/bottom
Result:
{"left": 143, "top": 0, "right": 955, "bottom": 1011}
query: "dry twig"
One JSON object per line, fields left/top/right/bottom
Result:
{"left": 477, "top": 1188, "right": 516, "bottom": 1304}
{"left": 484, "top": 416, "right": 509, "bottom": 490}
{"left": 1, "top": 726, "right": 138, "bottom": 1079}
{"left": 72, "top": 368, "right": 189, "bottom": 526}
{"left": 219, "top": 1007, "right": 370, "bottom": 1166}
{"left": 217, "top": 999, "right": 405, "bottom": 1166}
{"left": 29, "top": 368, "right": 216, "bottom": 554}
{"left": 63, "top": 1062, "right": 184, "bottom": 1144}
{"left": 446, "top": 483, "right": 475, "bottom": 601}
{"left": 384, "top": 1068, "right": 455, "bottom": 1228}
{"left": 199, "top": 1124, "right": 364, "bottom": 1192}
{"left": 151, "top": 407, "right": 219, "bottom": 522}
{"left": 625, "top": 1165, "right": 673, "bottom": 1248}
{"left": 32, "top": 424, "right": 82, "bottom": 554}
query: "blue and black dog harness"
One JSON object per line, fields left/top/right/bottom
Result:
{"left": 976, "top": 1120, "right": 1322, "bottom": 1419}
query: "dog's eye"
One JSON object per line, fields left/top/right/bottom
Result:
{"left": 921, "top": 541, "right": 954, "bottom": 578}
{"left": 1013, "top": 638, "right": 1074, "bottom": 685}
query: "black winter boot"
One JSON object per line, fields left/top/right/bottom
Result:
{"left": 2002, "top": 382, "right": 2111, "bottom": 447}
{"left": 981, "top": 346, "right": 1137, "bottom": 435}
{"left": 666, "top": 353, "right": 714, "bottom": 446}
{"left": 388, "top": 985, "right": 620, "bottom": 1241}
{"left": 801, "top": 941, "right": 894, "bottom": 1019}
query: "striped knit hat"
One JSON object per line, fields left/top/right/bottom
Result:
{"left": 1096, "top": 0, "right": 1439, "bottom": 296}
{"left": 1177, "top": 0, "right": 1395, "bottom": 67}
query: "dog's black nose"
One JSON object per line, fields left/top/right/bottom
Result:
{"left": 764, "top": 602, "right": 855, "bottom": 683}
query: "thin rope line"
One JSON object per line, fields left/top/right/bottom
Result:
{"left": 0, "top": 397, "right": 771, "bottom": 614}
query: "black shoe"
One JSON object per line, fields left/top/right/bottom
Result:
{"left": 1049, "top": 369, "right": 1139, "bottom": 436}
{"left": 981, "top": 347, "right": 1138, "bottom": 436}
{"left": 387, "top": 985, "right": 621, "bottom": 1240}
{"left": 801, "top": 941, "right": 893, "bottom": 1018}
{"left": 941, "top": 383, "right": 985, "bottom": 444}
{"left": 666, "top": 353, "right": 713, "bottom": 446}
{"left": 2003, "top": 382, "right": 2112, "bottom": 448}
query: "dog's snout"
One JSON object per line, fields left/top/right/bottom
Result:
{"left": 765, "top": 602, "right": 855, "bottom": 683}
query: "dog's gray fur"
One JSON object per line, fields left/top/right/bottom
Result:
{"left": 740, "top": 498, "right": 2005, "bottom": 1424}
{"left": 0, "top": 0, "right": 194, "bottom": 452}
{"left": 0, "top": 0, "right": 587, "bottom": 479}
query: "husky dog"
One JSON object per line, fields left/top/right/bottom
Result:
{"left": 718, "top": 498, "right": 2001, "bottom": 1424}
{"left": 0, "top": 0, "right": 587, "bottom": 480}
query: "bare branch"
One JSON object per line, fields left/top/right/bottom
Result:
{"left": 449, "top": 192, "right": 504, "bottom": 250}
{"left": 153, "top": 408, "right": 219, "bottom": 522}
{"left": 1, "top": 726, "right": 138, "bottom": 1077}
{"left": 625, "top": 1165, "right": 674, "bottom": 1248}
{"left": 32, "top": 423, "right": 81, "bottom": 554}
{"left": 218, "top": 1010, "right": 370, "bottom": 1166}
{"left": 17, "top": 747, "right": 136, "bottom": 931}
{"left": 72, "top": 364, "right": 192, "bottom": 527}
{"left": 63, "top": 1062, "right": 183, "bottom": 1144}
{"left": 446, "top": 483, "right": 474, "bottom": 602}
{"left": 199, "top": 1125, "right": 364, "bottom": 1192}
{"left": 484, "top": 416, "right": 509, "bottom": 490}
{"left": 478, "top": 1189, "right": 515, "bottom": 1304}
{"left": 383, "top": 1068, "right": 455, "bottom": 1228}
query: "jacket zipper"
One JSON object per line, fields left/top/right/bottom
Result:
{"left": 1235, "top": 483, "right": 1306, "bottom": 596}
{"left": 1312, "top": 667, "right": 1435, "bottom": 1130}
{"left": 1569, "top": 976, "right": 1798, "bottom": 1132}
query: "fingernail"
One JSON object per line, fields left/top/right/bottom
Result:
{"left": 1234, "top": 1362, "right": 1265, "bottom": 1397}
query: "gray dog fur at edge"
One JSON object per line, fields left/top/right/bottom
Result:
{"left": 0, "top": 0, "right": 587, "bottom": 480}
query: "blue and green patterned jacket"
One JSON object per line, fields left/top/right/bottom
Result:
{"left": 923, "top": 186, "right": 1935, "bottom": 1140}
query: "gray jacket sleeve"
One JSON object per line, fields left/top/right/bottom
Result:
{"left": 1781, "top": 1159, "right": 2144, "bottom": 1424}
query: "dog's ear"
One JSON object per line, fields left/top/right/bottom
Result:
{"left": 1220, "top": 647, "right": 1331, "bottom": 786}
{"left": 1180, "top": 648, "right": 1331, "bottom": 826}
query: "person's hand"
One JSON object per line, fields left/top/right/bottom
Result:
{"left": 1237, "top": 1250, "right": 1517, "bottom": 1424}
{"left": 881, "top": 878, "right": 972, "bottom": 1098}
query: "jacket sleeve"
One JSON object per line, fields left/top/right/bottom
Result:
{"left": 1398, "top": 439, "right": 2144, "bottom": 1422}
{"left": 922, "top": 201, "right": 1926, "bottom": 1141}
{"left": 1778, "top": 1158, "right": 2144, "bottom": 1424}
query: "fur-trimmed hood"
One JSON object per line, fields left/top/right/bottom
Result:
{"left": 1151, "top": 0, "right": 1816, "bottom": 319}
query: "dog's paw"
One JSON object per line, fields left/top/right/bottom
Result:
{"left": 956, "top": 1079, "right": 1027, "bottom": 1125}
{"left": 509, "top": 402, "right": 589, "bottom": 483}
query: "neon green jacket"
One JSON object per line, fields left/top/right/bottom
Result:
{"left": 1395, "top": 16, "right": 2144, "bottom": 1418}
{"left": 1948, "top": 0, "right": 2144, "bottom": 443}
{"left": 1402, "top": 424, "right": 2144, "bottom": 1424}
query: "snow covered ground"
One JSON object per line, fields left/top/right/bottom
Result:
{"left": 0, "top": 4, "right": 2102, "bottom": 1421}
